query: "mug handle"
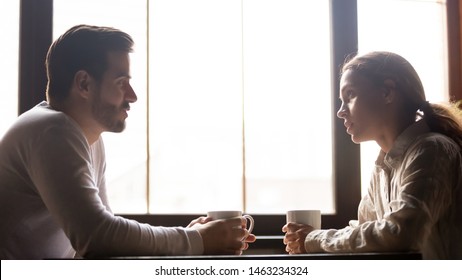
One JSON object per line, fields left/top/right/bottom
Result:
{"left": 243, "top": 214, "right": 254, "bottom": 233}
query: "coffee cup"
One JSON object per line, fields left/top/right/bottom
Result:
{"left": 286, "top": 210, "right": 321, "bottom": 229}
{"left": 207, "top": 210, "right": 254, "bottom": 233}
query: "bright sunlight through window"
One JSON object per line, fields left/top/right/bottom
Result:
{"left": 53, "top": 0, "right": 334, "bottom": 214}
{"left": 49, "top": 0, "right": 449, "bottom": 214}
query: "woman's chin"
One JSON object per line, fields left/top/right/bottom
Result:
{"left": 350, "top": 133, "right": 363, "bottom": 144}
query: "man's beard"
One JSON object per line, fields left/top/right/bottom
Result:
{"left": 92, "top": 95, "right": 128, "bottom": 133}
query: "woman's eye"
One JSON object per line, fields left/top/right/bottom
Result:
{"left": 345, "top": 91, "right": 356, "bottom": 102}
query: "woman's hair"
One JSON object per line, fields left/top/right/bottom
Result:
{"left": 340, "top": 51, "right": 462, "bottom": 148}
{"left": 45, "top": 24, "right": 134, "bottom": 103}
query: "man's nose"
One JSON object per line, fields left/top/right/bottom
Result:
{"left": 126, "top": 84, "right": 137, "bottom": 103}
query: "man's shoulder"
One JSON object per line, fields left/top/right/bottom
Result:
{"left": 13, "top": 103, "right": 79, "bottom": 133}
{"left": 21, "top": 103, "right": 67, "bottom": 123}
{"left": 2, "top": 104, "right": 83, "bottom": 147}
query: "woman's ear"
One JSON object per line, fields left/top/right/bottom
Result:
{"left": 382, "top": 79, "right": 396, "bottom": 104}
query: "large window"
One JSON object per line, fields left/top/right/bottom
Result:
{"left": 54, "top": 0, "right": 334, "bottom": 214}
{"left": 148, "top": 0, "right": 332, "bottom": 213}
{"left": 9, "top": 0, "right": 451, "bottom": 222}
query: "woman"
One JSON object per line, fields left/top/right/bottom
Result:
{"left": 283, "top": 51, "right": 462, "bottom": 259}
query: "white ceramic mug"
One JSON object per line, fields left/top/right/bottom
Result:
{"left": 286, "top": 210, "right": 321, "bottom": 229}
{"left": 207, "top": 210, "right": 254, "bottom": 233}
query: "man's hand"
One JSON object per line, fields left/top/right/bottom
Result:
{"left": 194, "top": 217, "right": 256, "bottom": 255}
{"left": 187, "top": 216, "right": 212, "bottom": 228}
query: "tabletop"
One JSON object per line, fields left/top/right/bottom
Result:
{"left": 109, "top": 251, "right": 422, "bottom": 260}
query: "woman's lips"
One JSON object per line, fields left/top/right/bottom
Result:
{"left": 344, "top": 121, "right": 353, "bottom": 134}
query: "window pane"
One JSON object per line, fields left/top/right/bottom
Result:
{"left": 358, "top": 0, "right": 448, "bottom": 196}
{"left": 53, "top": 0, "right": 148, "bottom": 213}
{"left": 148, "top": 0, "right": 244, "bottom": 213}
{"left": 0, "top": 1, "right": 19, "bottom": 138}
{"left": 148, "top": 0, "right": 334, "bottom": 214}
{"left": 244, "top": 0, "right": 333, "bottom": 213}
{"left": 53, "top": 0, "right": 335, "bottom": 215}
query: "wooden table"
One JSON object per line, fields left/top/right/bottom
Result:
{"left": 110, "top": 251, "right": 422, "bottom": 260}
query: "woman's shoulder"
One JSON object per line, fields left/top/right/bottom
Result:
{"left": 411, "top": 132, "right": 461, "bottom": 158}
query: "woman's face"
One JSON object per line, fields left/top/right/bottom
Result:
{"left": 337, "top": 69, "right": 390, "bottom": 144}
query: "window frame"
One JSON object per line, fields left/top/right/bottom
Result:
{"left": 447, "top": 0, "right": 462, "bottom": 104}
{"left": 18, "top": 0, "right": 52, "bottom": 114}
{"left": 18, "top": 0, "right": 460, "bottom": 241}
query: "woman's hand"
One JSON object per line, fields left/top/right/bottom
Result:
{"left": 282, "top": 222, "right": 315, "bottom": 254}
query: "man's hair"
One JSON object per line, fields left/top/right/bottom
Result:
{"left": 45, "top": 24, "right": 134, "bottom": 103}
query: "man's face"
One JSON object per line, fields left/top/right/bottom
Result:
{"left": 91, "top": 51, "right": 137, "bottom": 133}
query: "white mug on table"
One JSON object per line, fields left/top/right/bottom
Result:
{"left": 207, "top": 210, "right": 254, "bottom": 233}
{"left": 286, "top": 209, "right": 321, "bottom": 229}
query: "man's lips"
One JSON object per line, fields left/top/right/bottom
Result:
{"left": 122, "top": 103, "right": 130, "bottom": 112}
{"left": 121, "top": 106, "right": 130, "bottom": 118}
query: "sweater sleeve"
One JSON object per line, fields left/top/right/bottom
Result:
{"left": 29, "top": 122, "right": 203, "bottom": 257}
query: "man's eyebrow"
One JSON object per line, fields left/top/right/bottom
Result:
{"left": 115, "top": 73, "right": 132, "bottom": 79}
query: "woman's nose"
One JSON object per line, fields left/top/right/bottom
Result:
{"left": 337, "top": 103, "right": 347, "bottom": 119}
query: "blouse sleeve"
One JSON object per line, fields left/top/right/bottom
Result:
{"left": 305, "top": 135, "right": 458, "bottom": 254}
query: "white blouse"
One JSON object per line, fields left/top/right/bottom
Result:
{"left": 305, "top": 121, "right": 462, "bottom": 259}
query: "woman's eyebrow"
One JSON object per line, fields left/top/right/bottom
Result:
{"left": 339, "top": 84, "right": 351, "bottom": 95}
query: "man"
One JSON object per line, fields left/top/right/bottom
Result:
{"left": 0, "top": 24, "right": 255, "bottom": 259}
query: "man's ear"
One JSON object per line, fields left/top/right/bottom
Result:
{"left": 74, "top": 70, "right": 92, "bottom": 99}
{"left": 382, "top": 79, "right": 396, "bottom": 104}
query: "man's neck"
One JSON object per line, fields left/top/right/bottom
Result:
{"left": 49, "top": 100, "right": 102, "bottom": 145}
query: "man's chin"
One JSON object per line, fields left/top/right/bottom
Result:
{"left": 105, "top": 121, "right": 126, "bottom": 133}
